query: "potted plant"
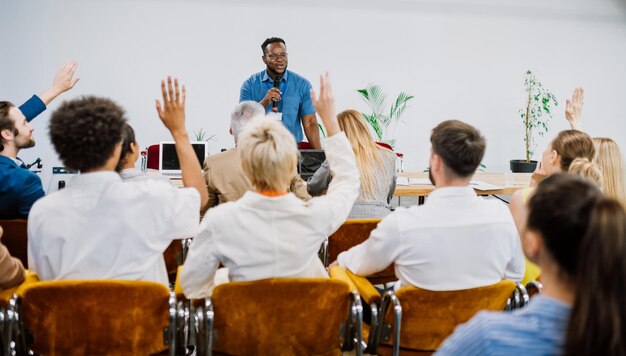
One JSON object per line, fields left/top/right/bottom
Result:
{"left": 357, "top": 84, "right": 414, "bottom": 149}
{"left": 192, "top": 128, "right": 216, "bottom": 142}
{"left": 510, "top": 70, "right": 558, "bottom": 173}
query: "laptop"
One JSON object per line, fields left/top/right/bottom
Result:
{"left": 298, "top": 149, "right": 326, "bottom": 180}
{"left": 159, "top": 141, "right": 208, "bottom": 178}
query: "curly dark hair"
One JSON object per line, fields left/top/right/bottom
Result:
{"left": 0, "top": 101, "right": 17, "bottom": 152}
{"left": 49, "top": 96, "right": 127, "bottom": 172}
{"left": 261, "top": 37, "right": 285, "bottom": 54}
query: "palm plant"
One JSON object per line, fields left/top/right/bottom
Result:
{"left": 357, "top": 84, "right": 414, "bottom": 149}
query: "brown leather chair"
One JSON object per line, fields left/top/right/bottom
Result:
{"left": 0, "top": 220, "right": 28, "bottom": 268}
{"left": 327, "top": 219, "right": 396, "bottom": 285}
{"left": 6, "top": 280, "right": 179, "bottom": 356}
{"left": 377, "top": 281, "right": 519, "bottom": 355}
{"left": 345, "top": 269, "right": 524, "bottom": 355}
{"left": 192, "top": 276, "right": 363, "bottom": 356}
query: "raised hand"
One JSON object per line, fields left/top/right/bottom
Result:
{"left": 155, "top": 76, "right": 186, "bottom": 135}
{"left": 310, "top": 72, "right": 340, "bottom": 137}
{"left": 40, "top": 60, "right": 80, "bottom": 105}
{"left": 565, "top": 87, "right": 584, "bottom": 131}
{"left": 52, "top": 61, "right": 80, "bottom": 94}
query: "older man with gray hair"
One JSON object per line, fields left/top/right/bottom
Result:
{"left": 202, "top": 101, "right": 310, "bottom": 210}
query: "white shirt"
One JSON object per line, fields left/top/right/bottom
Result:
{"left": 180, "top": 133, "right": 359, "bottom": 299}
{"left": 28, "top": 171, "right": 200, "bottom": 286}
{"left": 119, "top": 168, "right": 170, "bottom": 183}
{"left": 338, "top": 186, "right": 525, "bottom": 291}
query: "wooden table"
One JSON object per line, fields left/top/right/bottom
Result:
{"left": 394, "top": 172, "right": 532, "bottom": 197}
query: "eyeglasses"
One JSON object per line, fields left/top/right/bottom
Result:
{"left": 266, "top": 52, "right": 288, "bottom": 60}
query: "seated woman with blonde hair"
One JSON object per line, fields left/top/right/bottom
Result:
{"left": 308, "top": 109, "right": 396, "bottom": 219}
{"left": 564, "top": 87, "right": 626, "bottom": 205}
{"left": 509, "top": 129, "right": 597, "bottom": 284}
{"left": 180, "top": 74, "right": 360, "bottom": 299}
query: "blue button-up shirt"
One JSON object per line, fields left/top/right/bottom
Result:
{"left": 240, "top": 70, "right": 316, "bottom": 142}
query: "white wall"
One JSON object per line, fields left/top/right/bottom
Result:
{"left": 2, "top": 0, "right": 626, "bottom": 190}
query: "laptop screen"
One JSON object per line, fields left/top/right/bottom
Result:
{"left": 160, "top": 142, "right": 207, "bottom": 172}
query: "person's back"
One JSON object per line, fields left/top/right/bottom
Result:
{"left": 386, "top": 188, "right": 522, "bottom": 290}
{"left": 350, "top": 146, "right": 396, "bottom": 219}
{"left": 308, "top": 109, "right": 397, "bottom": 219}
{"left": 28, "top": 174, "right": 198, "bottom": 285}
{"left": 27, "top": 79, "right": 208, "bottom": 286}
{"left": 337, "top": 120, "right": 524, "bottom": 290}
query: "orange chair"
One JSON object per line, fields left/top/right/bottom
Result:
{"left": 378, "top": 282, "right": 522, "bottom": 355}
{"left": 326, "top": 219, "right": 397, "bottom": 285}
{"left": 6, "top": 280, "right": 180, "bottom": 356}
{"left": 192, "top": 277, "right": 363, "bottom": 356}
{"left": 345, "top": 269, "right": 525, "bottom": 355}
{"left": 0, "top": 220, "right": 28, "bottom": 268}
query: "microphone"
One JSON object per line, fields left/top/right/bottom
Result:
{"left": 272, "top": 74, "right": 282, "bottom": 112}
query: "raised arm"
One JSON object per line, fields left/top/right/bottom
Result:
{"left": 310, "top": 74, "right": 340, "bottom": 138}
{"left": 565, "top": 87, "right": 584, "bottom": 131}
{"left": 155, "top": 76, "right": 209, "bottom": 210}
{"left": 39, "top": 61, "right": 80, "bottom": 105}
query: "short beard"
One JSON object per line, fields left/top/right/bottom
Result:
{"left": 16, "top": 138, "right": 35, "bottom": 149}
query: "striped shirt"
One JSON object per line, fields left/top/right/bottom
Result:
{"left": 437, "top": 296, "right": 571, "bottom": 356}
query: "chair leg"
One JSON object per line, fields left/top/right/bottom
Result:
{"left": 365, "top": 303, "right": 379, "bottom": 355}
{"left": 194, "top": 299, "right": 213, "bottom": 356}
{"left": 168, "top": 293, "right": 177, "bottom": 356}
{"left": 379, "top": 291, "right": 402, "bottom": 356}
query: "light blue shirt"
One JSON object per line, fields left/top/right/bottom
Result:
{"left": 240, "top": 70, "right": 316, "bottom": 142}
{"left": 437, "top": 296, "right": 571, "bottom": 356}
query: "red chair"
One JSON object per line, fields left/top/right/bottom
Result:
{"left": 375, "top": 142, "right": 404, "bottom": 172}
{"left": 146, "top": 144, "right": 160, "bottom": 170}
{"left": 297, "top": 141, "right": 314, "bottom": 150}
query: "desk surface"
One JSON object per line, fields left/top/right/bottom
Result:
{"left": 171, "top": 172, "right": 532, "bottom": 197}
{"left": 394, "top": 172, "right": 532, "bottom": 197}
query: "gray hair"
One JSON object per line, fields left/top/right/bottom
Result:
{"left": 231, "top": 101, "right": 266, "bottom": 140}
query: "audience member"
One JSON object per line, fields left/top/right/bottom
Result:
{"left": 27, "top": 77, "right": 208, "bottom": 286}
{"left": 308, "top": 109, "right": 396, "bottom": 218}
{"left": 0, "top": 226, "right": 25, "bottom": 289}
{"left": 568, "top": 157, "right": 603, "bottom": 187}
{"left": 240, "top": 37, "right": 321, "bottom": 148}
{"left": 180, "top": 73, "right": 359, "bottom": 299}
{"left": 334, "top": 120, "right": 524, "bottom": 291}
{"left": 203, "top": 101, "right": 310, "bottom": 209}
{"left": 562, "top": 87, "right": 626, "bottom": 205}
{"left": 438, "top": 174, "right": 626, "bottom": 355}
{"left": 0, "top": 61, "right": 79, "bottom": 219}
{"left": 509, "top": 130, "right": 596, "bottom": 283}
{"left": 593, "top": 137, "right": 626, "bottom": 206}
{"left": 115, "top": 123, "right": 169, "bottom": 182}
